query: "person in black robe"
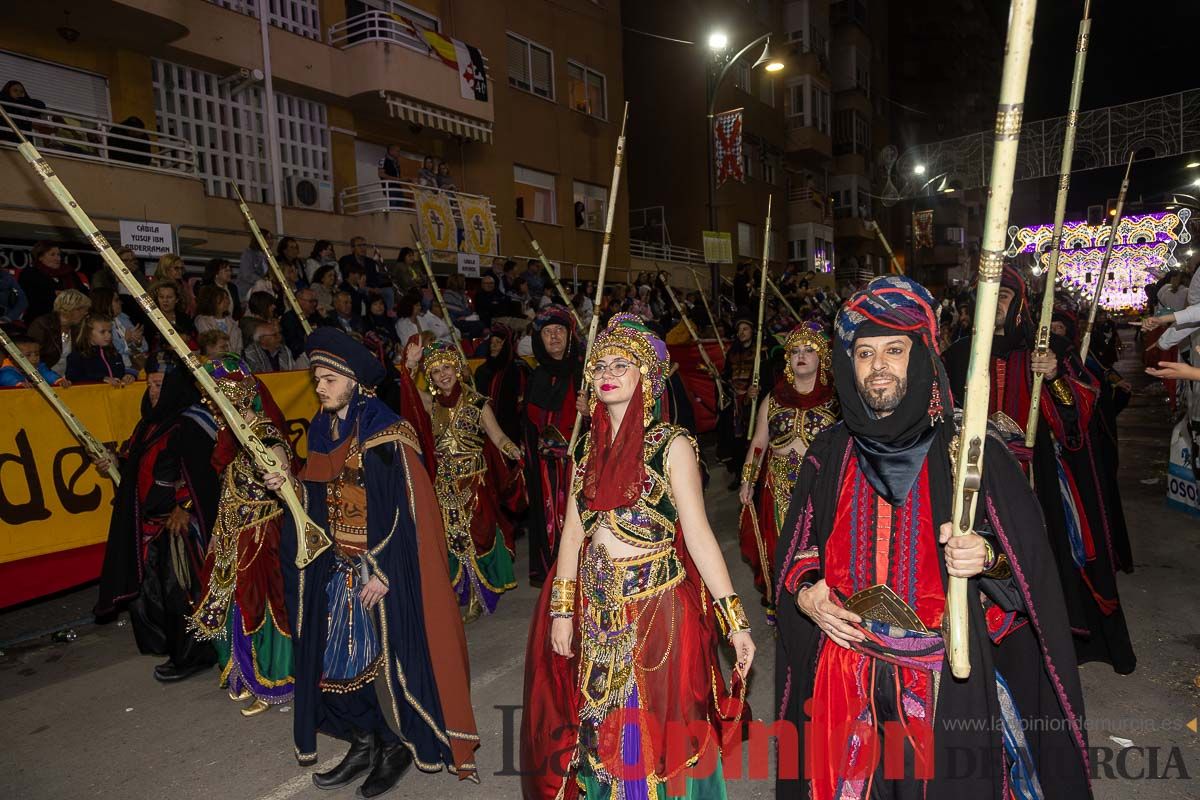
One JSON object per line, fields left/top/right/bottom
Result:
{"left": 717, "top": 317, "right": 773, "bottom": 488}
{"left": 473, "top": 322, "right": 529, "bottom": 444}
{"left": 94, "top": 365, "right": 219, "bottom": 681}
{"left": 944, "top": 267, "right": 1135, "bottom": 674}
{"left": 521, "top": 306, "right": 584, "bottom": 586}
{"left": 775, "top": 275, "right": 1091, "bottom": 800}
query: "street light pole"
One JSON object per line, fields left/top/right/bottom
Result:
{"left": 705, "top": 31, "right": 773, "bottom": 303}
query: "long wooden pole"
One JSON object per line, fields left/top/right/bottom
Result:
{"left": 0, "top": 107, "right": 331, "bottom": 569}
{"left": 567, "top": 102, "right": 629, "bottom": 454}
{"left": 1025, "top": 0, "right": 1093, "bottom": 448}
{"left": 948, "top": 0, "right": 1039, "bottom": 680}
{"left": 520, "top": 221, "right": 582, "bottom": 327}
{"left": 1079, "top": 153, "right": 1134, "bottom": 358}
{"left": 230, "top": 183, "right": 312, "bottom": 336}
{"left": 0, "top": 327, "right": 120, "bottom": 484}
{"left": 746, "top": 195, "right": 773, "bottom": 439}
{"left": 869, "top": 219, "right": 904, "bottom": 275}
{"left": 656, "top": 264, "right": 726, "bottom": 408}
{"left": 687, "top": 267, "right": 725, "bottom": 351}
{"left": 408, "top": 226, "right": 469, "bottom": 367}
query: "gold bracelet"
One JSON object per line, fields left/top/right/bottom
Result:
{"left": 740, "top": 460, "right": 757, "bottom": 484}
{"left": 549, "top": 577, "right": 576, "bottom": 617}
{"left": 1048, "top": 376, "right": 1074, "bottom": 407}
{"left": 502, "top": 441, "right": 521, "bottom": 460}
{"left": 713, "top": 594, "right": 751, "bottom": 640}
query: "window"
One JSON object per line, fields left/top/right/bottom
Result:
{"left": 759, "top": 75, "right": 775, "bottom": 108}
{"left": 0, "top": 50, "right": 110, "bottom": 119}
{"left": 788, "top": 238, "right": 808, "bottom": 267}
{"left": 573, "top": 180, "right": 606, "bottom": 229}
{"left": 733, "top": 61, "right": 751, "bottom": 93}
{"left": 507, "top": 33, "right": 554, "bottom": 100}
{"left": 834, "top": 109, "right": 870, "bottom": 156}
{"left": 784, "top": 80, "right": 805, "bottom": 122}
{"left": 207, "top": 0, "right": 322, "bottom": 40}
{"left": 567, "top": 61, "right": 607, "bottom": 119}
{"left": 763, "top": 155, "right": 777, "bottom": 185}
{"left": 811, "top": 84, "right": 831, "bottom": 135}
{"left": 275, "top": 93, "right": 330, "bottom": 185}
{"left": 738, "top": 222, "right": 756, "bottom": 257}
{"left": 515, "top": 165, "right": 557, "bottom": 224}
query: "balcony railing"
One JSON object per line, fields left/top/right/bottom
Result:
{"left": 207, "top": 0, "right": 322, "bottom": 41}
{"left": 339, "top": 180, "right": 498, "bottom": 222}
{"left": 628, "top": 239, "right": 707, "bottom": 265}
{"left": 0, "top": 101, "right": 196, "bottom": 177}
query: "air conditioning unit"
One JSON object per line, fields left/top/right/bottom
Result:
{"left": 286, "top": 175, "right": 334, "bottom": 212}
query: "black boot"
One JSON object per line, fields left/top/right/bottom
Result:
{"left": 357, "top": 741, "right": 413, "bottom": 798}
{"left": 153, "top": 661, "right": 210, "bottom": 683}
{"left": 312, "top": 729, "right": 377, "bottom": 790}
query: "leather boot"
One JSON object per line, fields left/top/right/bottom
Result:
{"left": 312, "top": 728, "right": 376, "bottom": 790}
{"left": 357, "top": 741, "right": 413, "bottom": 798}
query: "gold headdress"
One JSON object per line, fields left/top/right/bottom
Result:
{"left": 782, "top": 323, "right": 832, "bottom": 385}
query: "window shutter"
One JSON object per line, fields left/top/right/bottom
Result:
{"left": 530, "top": 46, "right": 552, "bottom": 97}
{"left": 507, "top": 35, "right": 529, "bottom": 86}
{"left": 0, "top": 51, "right": 109, "bottom": 120}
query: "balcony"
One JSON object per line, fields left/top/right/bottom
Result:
{"left": 785, "top": 118, "right": 833, "bottom": 158}
{"left": 834, "top": 215, "right": 873, "bottom": 240}
{"left": 628, "top": 240, "right": 707, "bottom": 266}
{"left": 0, "top": 101, "right": 196, "bottom": 178}
{"left": 788, "top": 188, "right": 834, "bottom": 225}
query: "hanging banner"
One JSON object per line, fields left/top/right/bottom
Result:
{"left": 913, "top": 209, "right": 935, "bottom": 249}
{"left": 457, "top": 194, "right": 498, "bottom": 256}
{"left": 414, "top": 188, "right": 458, "bottom": 253}
{"left": 453, "top": 39, "right": 489, "bottom": 102}
{"left": 714, "top": 108, "right": 744, "bottom": 187}
{"left": 0, "top": 371, "right": 318, "bottom": 609}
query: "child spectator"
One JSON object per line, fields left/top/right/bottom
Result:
{"left": 0, "top": 334, "right": 69, "bottom": 387}
{"left": 66, "top": 313, "right": 131, "bottom": 385}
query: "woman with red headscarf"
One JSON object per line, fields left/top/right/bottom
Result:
{"left": 522, "top": 313, "right": 754, "bottom": 800}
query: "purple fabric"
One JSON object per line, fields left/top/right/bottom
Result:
{"left": 227, "top": 603, "right": 293, "bottom": 703}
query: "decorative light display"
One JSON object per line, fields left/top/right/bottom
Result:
{"left": 1006, "top": 210, "right": 1192, "bottom": 312}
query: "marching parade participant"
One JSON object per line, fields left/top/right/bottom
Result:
{"left": 420, "top": 339, "right": 523, "bottom": 621}
{"left": 738, "top": 321, "right": 839, "bottom": 620}
{"left": 717, "top": 316, "right": 774, "bottom": 488}
{"left": 944, "top": 265, "right": 1136, "bottom": 674}
{"left": 268, "top": 328, "right": 479, "bottom": 796}
{"left": 522, "top": 313, "right": 753, "bottom": 800}
{"left": 775, "top": 276, "right": 1091, "bottom": 800}
{"left": 188, "top": 356, "right": 295, "bottom": 717}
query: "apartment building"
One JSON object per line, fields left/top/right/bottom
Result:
{"left": 622, "top": 0, "right": 892, "bottom": 288}
{"left": 0, "top": 0, "right": 625, "bottom": 278}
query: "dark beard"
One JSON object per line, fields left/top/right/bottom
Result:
{"left": 857, "top": 373, "right": 907, "bottom": 414}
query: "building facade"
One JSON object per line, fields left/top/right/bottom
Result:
{"left": 0, "top": 0, "right": 626, "bottom": 280}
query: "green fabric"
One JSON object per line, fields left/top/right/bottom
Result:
{"left": 577, "top": 756, "right": 729, "bottom": 800}
{"left": 215, "top": 603, "right": 294, "bottom": 687}
{"left": 474, "top": 537, "right": 517, "bottom": 594}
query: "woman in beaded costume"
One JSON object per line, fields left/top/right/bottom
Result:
{"left": 189, "top": 356, "right": 294, "bottom": 716}
{"left": 738, "top": 323, "right": 840, "bottom": 620}
{"left": 419, "top": 340, "right": 523, "bottom": 622}
{"left": 521, "top": 313, "right": 755, "bottom": 800}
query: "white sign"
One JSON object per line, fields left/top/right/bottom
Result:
{"left": 456, "top": 252, "right": 481, "bottom": 279}
{"left": 119, "top": 220, "right": 174, "bottom": 258}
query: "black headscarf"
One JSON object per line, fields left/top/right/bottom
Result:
{"left": 990, "top": 263, "right": 1033, "bottom": 357}
{"left": 832, "top": 276, "right": 953, "bottom": 505}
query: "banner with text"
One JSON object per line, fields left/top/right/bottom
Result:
{"left": 119, "top": 220, "right": 174, "bottom": 258}
{"left": 0, "top": 371, "right": 319, "bottom": 608}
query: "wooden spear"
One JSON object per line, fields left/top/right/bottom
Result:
{"left": 870, "top": 219, "right": 904, "bottom": 275}
{"left": 656, "top": 263, "right": 726, "bottom": 408}
{"left": 0, "top": 326, "right": 120, "bottom": 484}
{"left": 408, "top": 225, "right": 470, "bottom": 367}
{"left": 687, "top": 267, "right": 726, "bottom": 351}
{"left": 0, "top": 106, "right": 330, "bottom": 569}
{"left": 520, "top": 221, "right": 581, "bottom": 327}
{"left": 764, "top": 274, "right": 802, "bottom": 323}
{"left": 1026, "top": 0, "right": 1093, "bottom": 448}
{"left": 1079, "top": 153, "right": 1134, "bottom": 359}
{"left": 230, "top": 183, "right": 312, "bottom": 336}
{"left": 567, "top": 102, "right": 630, "bottom": 454}
{"left": 948, "top": 0, "right": 1039, "bottom": 680}
{"left": 746, "top": 195, "right": 773, "bottom": 440}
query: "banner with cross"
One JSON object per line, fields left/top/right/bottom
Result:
{"left": 457, "top": 194, "right": 498, "bottom": 256}
{"left": 414, "top": 188, "right": 457, "bottom": 253}
{"left": 714, "top": 108, "right": 744, "bottom": 187}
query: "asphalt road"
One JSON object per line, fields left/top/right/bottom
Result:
{"left": 1, "top": 334, "right": 1197, "bottom": 799}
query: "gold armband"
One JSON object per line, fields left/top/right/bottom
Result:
{"left": 713, "top": 594, "right": 751, "bottom": 640}
{"left": 502, "top": 441, "right": 521, "bottom": 460}
{"left": 980, "top": 539, "right": 1012, "bottom": 580}
{"left": 740, "top": 460, "right": 758, "bottom": 484}
{"left": 1048, "top": 377, "right": 1074, "bottom": 407}
{"left": 549, "top": 577, "right": 576, "bottom": 618}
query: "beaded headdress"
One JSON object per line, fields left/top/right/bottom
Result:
{"left": 782, "top": 322, "right": 832, "bottom": 385}
{"left": 422, "top": 340, "right": 467, "bottom": 395}
{"left": 203, "top": 354, "right": 262, "bottom": 414}
{"left": 586, "top": 312, "right": 669, "bottom": 423}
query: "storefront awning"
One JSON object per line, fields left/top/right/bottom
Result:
{"left": 385, "top": 94, "right": 493, "bottom": 144}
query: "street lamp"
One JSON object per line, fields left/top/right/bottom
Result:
{"left": 705, "top": 31, "right": 784, "bottom": 298}
{"left": 913, "top": 164, "right": 927, "bottom": 176}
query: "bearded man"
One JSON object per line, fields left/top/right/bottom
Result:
{"left": 943, "top": 266, "right": 1135, "bottom": 674}
{"left": 268, "top": 328, "right": 478, "bottom": 796}
{"left": 775, "top": 276, "right": 1091, "bottom": 800}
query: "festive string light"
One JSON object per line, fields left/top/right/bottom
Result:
{"left": 1006, "top": 211, "right": 1192, "bottom": 312}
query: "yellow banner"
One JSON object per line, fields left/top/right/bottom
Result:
{"left": 457, "top": 194, "right": 497, "bottom": 256}
{"left": 413, "top": 188, "right": 457, "bottom": 253}
{"left": 0, "top": 370, "right": 318, "bottom": 566}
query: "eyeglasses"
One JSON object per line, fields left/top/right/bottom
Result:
{"left": 590, "top": 361, "right": 635, "bottom": 379}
